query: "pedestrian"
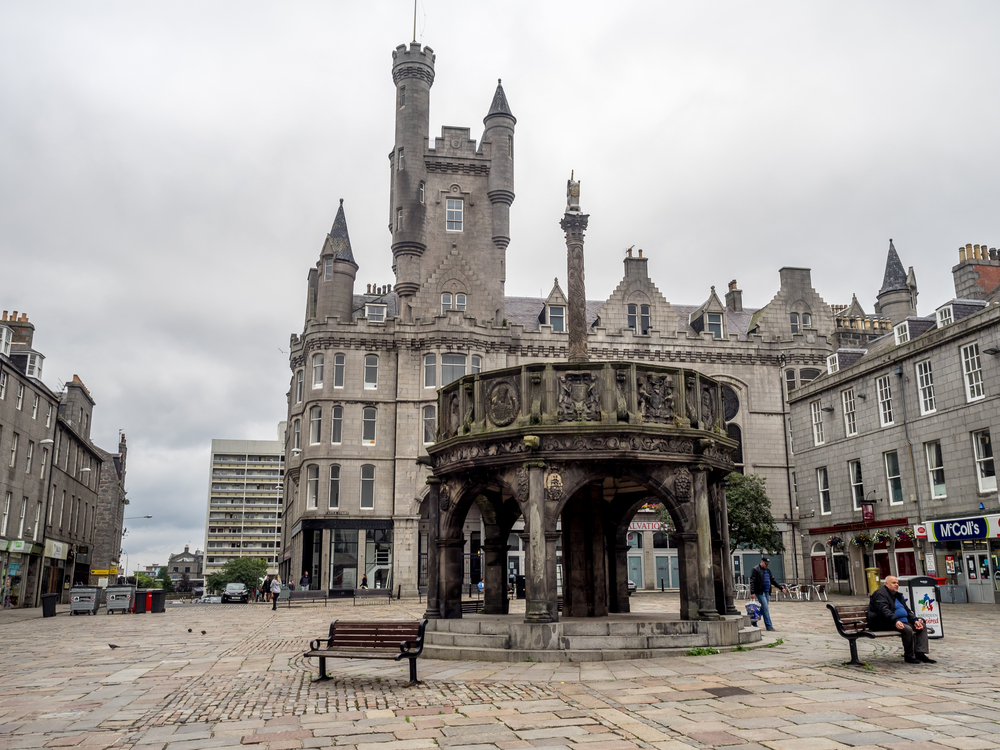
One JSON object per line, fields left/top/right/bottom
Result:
{"left": 270, "top": 575, "right": 282, "bottom": 611}
{"left": 360, "top": 574, "right": 368, "bottom": 589}
{"left": 748, "top": 557, "right": 788, "bottom": 632}
{"left": 868, "top": 575, "right": 936, "bottom": 664}
{"left": 300, "top": 570, "right": 310, "bottom": 589}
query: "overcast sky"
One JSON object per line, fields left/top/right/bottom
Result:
{"left": 2, "top": 2, "right": 998, "bottom": 573}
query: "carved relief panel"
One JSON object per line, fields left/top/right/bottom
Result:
{"left": 557, "top": 371, "right": 601, "bottom": 422}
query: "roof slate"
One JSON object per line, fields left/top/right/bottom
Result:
{"left": 879, "top": 240, "right": 908, "bottom": 295}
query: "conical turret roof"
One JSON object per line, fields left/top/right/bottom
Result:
{"left": 485, "top": 79, "right": 516, "bottom": 123}
{"left": 321, "top": 199, "right": 357, "bottom": 267}
{"left": 879, "top": 239, "right": 908, "bottom": 295}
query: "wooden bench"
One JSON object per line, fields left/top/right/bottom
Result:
{"left": 353, "top": 588, "right": 393, "bottom": 605}
{"left": 285, "top": 589, "right": 328, "bottom": 607}
{"left": 826, "top": 603, "right": 907, "bottom": 666}
{"left": 304, "top": 620, "right": 427, "bottom": 685}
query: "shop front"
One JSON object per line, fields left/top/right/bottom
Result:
{"left": 3, "top": 540, "right": 42, "bottom": 608}
{"left": 291, "top": 518, "right": 395, "bottom": 592}
{"left": 916, "top": 513, "right": 1000, "bottom": 605}
{"left": 41, "top": 539, "right": 69, "bottom": 603}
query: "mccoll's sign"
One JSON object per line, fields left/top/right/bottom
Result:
{"left": 914, "top": 514, "right": 1000, "bottom": 542}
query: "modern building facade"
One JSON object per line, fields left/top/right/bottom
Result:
{"left": 791, "top": 244, "right": 1000, "bottom": 604}
{"left": 278, "top": 40, "right": 858, "bottom": 596}
{"left": 203, "top": 427, "right": 286, "bottom": 580}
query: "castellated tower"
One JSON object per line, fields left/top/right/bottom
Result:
{"left": 389, "top": 42, "right": 515, "bottom": 324}
{"left": 305, "top": 199, "right": 358, "bottom": 324}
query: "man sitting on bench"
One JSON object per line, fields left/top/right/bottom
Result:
{"left": 868, "top": 576, "right": 936, "bottom": 665}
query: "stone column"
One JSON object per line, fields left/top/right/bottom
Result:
{"left": 560, "top": 211, "right": 591, "bottom": 365}
{"left": 674, "top": 531, "right": 700, "bottom": 620}
{"left": 439, "top": 536, "right": 465, "bottom": 619}
{"left": 481, "top": 542, "right": 509, "bottom": 615}
{"left": 524, "top": 460, "right": 554, "bottom": 623}
{"left": 422, "top": 478, "right": 441, "bottom": 619}
{"left": 693, "top": 469, "right": 719, "bottom": 619}
{"left": 715, "top": 479, "right": 739, "bottom": 615}
{"left": 545, "top": 532, "right": 561, "bottom": 621}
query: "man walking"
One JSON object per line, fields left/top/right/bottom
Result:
{"left": 270, "top": 575, "right": 282, "bottom": 611}
{"left": 868, "top": 575, "right": 936, "bottom": 664}
{"left": 749, "top": 557, "right": 788, "bottom": 631}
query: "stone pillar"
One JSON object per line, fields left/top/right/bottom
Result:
{"left": 693, "top": 469, "right": 719, "bottom": 620}
{"left": 481, "top": 542, "right": 509, "bottom": 615}
{"left": 560, "top": 210, "right": 590, "bottom": 365}
{"left": 524, "top": 460, "right": 554, "bottom": 623}
{"left": 545, "top": 532, "right": 561, "bottom": 621}
{"left": 674, "top": 531, "right": 700, "bottom": 620}
{"left": 614, "top": 540, "right": 631, "bottom": 614}
{"left": 439, "top": 536, "right": 465, "bottom": 619}
{"left": 422, "top": 478, "right": 441, "bottom": 619}
{"left": 715, "top": 479, "right": 739, "bottom": 615}
{"left": 561, "top": 499, "right": 583, "bottom": 617}
{"left": 561, "top": 487, "right": 607, "bottom": 618}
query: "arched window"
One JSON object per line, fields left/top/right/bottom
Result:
{"left": 295, "top": 370, "right": 303, "bottom": 403}
{"left": 333, "top": 353, "right": 345, "bottom": 388}
{"left": 309, "top": 407, "right": 322, "bottom": 445}
{"left": 329, "top": 465, "right": 340, "bottom": 509}
{"left": 442, "top": 354, "right": 466, "bottom": 385}
{"left": 293, "top": 419, "right": 301, "bottom": 450}
{"left": 471, "top": 355, "right": 482, "bottom": 374}
{"left": 424, "top": 354, "right": 436, "bottom": 388}
{"left": 455, "top": 293, "right": 467, "bottom": 311}
{"left": 312, "top": 353, "right": 324, "bottom": 388}
{"left": 627, "top": 304, "right": 651, "bottom": 334}
{"left": 306, "top": 465, "right": 319, "bottom": 509}
{"left": 653, "top": 530, "right": 672, "bottom": 549}
{"left": 802, "top": 312, "right": 812, "bottom": 328}
{"left": 441, "top": 293, "right": 452, "bottom": 314}
{"left": 362, "top": 407, "right": 377, "bottom": 445}
{"left": 360, "top": 464, "right": 375, "bottom": 509}
{"left": 627, "top": 531, "right": 643, "bottom": 549}
{"left": 422, "top": 405, "right": 436, "bottom": 444}
{"left": 364, "top": 354, "right": 378, "bottom": 389}
{"left": 790, "top": 313, "right": 799, "bottom": 333}
{"left": 331, "top": 406, "right": 343, "bottom": 444}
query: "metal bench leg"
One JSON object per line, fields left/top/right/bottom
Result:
{"left": 405, "top": 657, "right": 420, "bottom": 687}
{"left": 846, "top": 638, "right": 864, "bottom": 667}
{"left": 314, "top": 656, "right": 330, "bottom": 682}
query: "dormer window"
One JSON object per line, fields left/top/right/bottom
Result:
{"left": 25, "top": 353, "right": 43, "bottom": 379}
{"left": 365, "top": 305, "right": 386, "bottom": 323}
{"left": 0, "top": 326, "right": 11, "bottom": 357}
{"left": 549, "top": 306, "right": 565, "bottom": 332}
{"left": 893, "top": 321, "right": 910, "bottom": 345}
{"left": 706, "top": 313, "right": 723, "bottom": 339}
{"left": 827, "top": 354, "right": 839, "bottom": 375}
{"left": 936, "top": 306, "right": 953, "bottom": 327}
{"left": 790, "top": 313, "right": 799, "bottom": 333}
{"left": 324, "top": 257, "right": 333, "bottom": 280}
{"left": 627, "top": 304, "right": 650, "bottom": 334}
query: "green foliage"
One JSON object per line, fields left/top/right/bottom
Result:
{"left": 156, "top": 566, "right": 175, "bottom": 593}
{"left": 654, "top": 503, "right": 676, "bottom": 534}
{"left": 764, "top": 638, "right": 785, "bottom": 648}
{"left": 732, "top": 644, "right": 748, "bottom": 651}
{"left": 724, "top": 472, "right": 785, "bottom": 554}
{"left": 134, "top": 572, "right": 155, "bottom": 588}
{"left": 686, "top": 647, "right": 720, "bottom": 656}
{"left": 204, "top": 556, "right": 268, "bottom": 594}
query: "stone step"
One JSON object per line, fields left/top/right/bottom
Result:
{"left": 421, "top": 640, "right": 767, "bottom": 663}
{"left": 560, "top": 633, "right": 709, "bottom": 650}
{"left": 424, "top": 631, "right": 511, "bottom": 649}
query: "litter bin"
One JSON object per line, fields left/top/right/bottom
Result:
{"left": 864, "top": 567, "right": 880, "bottom": 595}
{"left": 133, "top": 589, "right": 148, "bottom": 613}
{"left": 106, "top": 585, "right": 134, "bottom": 615}
{"left": 149, "top": 588, "right": 167, "bottom": 613}
{"left": 70, "top": 586, "right": 100, "bottom": 615}
{"left": 41, "top": 593, "right": 59, "bottom": 618}
{"left": 898, "top": 575, "right": 944, "bottom": 638}
{"left": 515, "top": 575, "right": 526, "bottom": 600}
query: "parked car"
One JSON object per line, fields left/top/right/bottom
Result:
{"left": 627, "top": 579, "right": 637, "bottom": 593}
{"left": 221, "top": 583, "right": 249, "bottom": 603}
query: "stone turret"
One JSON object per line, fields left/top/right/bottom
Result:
{"left": 483, "top": 80, "right": 516, "bottom": 289}
{"left": 310, "top": 199, "right": 358, "bottom": 324}
{"left": 874, "top": 239, "right": 918, "bottom": 324}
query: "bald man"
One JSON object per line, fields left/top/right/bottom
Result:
{"left": 867, "top": 575, "right": 935, "bottom": 664}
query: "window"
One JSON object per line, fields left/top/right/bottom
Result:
{"left": 312, "top": 353, "right": 324, "bottom": 389}
{"left": 418, "top": 181, "right": 424, "bottom": 203}
{"left": 366, "top": 305, "right": 386, "bottom": 322}
{"left": 306, "top": 466, "right": 319, "bottom": 509}
{"left": 45, "top": 404, "right": 52, "bottom": 427}
{"left": 790, "top": 313, "right": 799, "bottom": 333}
{"left": 47, "top": 486, "right": 54, "bottom": 525}
{"left": 508, "top": 134, "right": 513, "bottom": 157}
{"left": 25, "top": 441, "right": 33, "bottom": 474}
{"left": 627, "top": 304, "right": 651, "bottom": 334}
{"left": 441, "top": 293, "right": 452, "bottom": 314}
{"left": 802, "top": 313, "right": 812, "bottom": 328}
{"left": 893, "top": 321, "right": 909, "bottom": 345}
{"left": 876, "top": 375, "right": 894, "bottom": 426}
{"left": 399, "top": 85, "right": 405, "bottom": 106}
{"left": 785, "top": 369, "right": 796, "bottom": 395}
{"left": 9, "top": 432, "right": 18, "bottom": 468}
{"left": 333, "top": 354, "right": 345, "bottom": 388}
{"left": 1, "top": 492, "right": 9, "bottom": 536}
{"left": 309, "top": 406, "right": 322, "bottom": 445}
{"left": 360, "top": 464, "right": 375, "bottom": 509}
{"left": 455, "top": 293, "right": 466, "bottom": 311}
{"left": 364, "top": 354, "right": 378, "bottom": 389}
{"left": 329, "top": 465, "right": 340, "bottom": 509}
{"left": 817, "top": 467, "right": 831, "bottom": 515}
{"left": 826, "top": 354, "right": 839, "bottom": 375}
{"left": 324, "top": 256, "right": 333, "bottom": 281}
{"left": 0, "top": 372, "right": 6, "bottom": 399}
{"left": 471, "top": 355, "right": 482, "bottom": 374}
{"left": 549, "top": 306, "right": 565, "bottom": 332}
{"left": 31, "top": 395, "right": 38, "bottom": 419}
{"left": 973, "top": 430, "right": 996, "bottom": 493}
{"left": 18, "top": 497, "right": 26, "bottom": 538}
{"left": 849, "top": 460, "right": 865, "bottom": 510}
{"left": 396, "top": 208, "right": 403, "bottom": 231}
{"left": 25, "top": 354, "right": 42, "bottom": 379}
{"left": 0, "top": 327, "right": 10, "bottom": 357}
{"left": 293, "top": 420, "right": 301, "bottom": 450}
{"left": 422, "top": 405, "right": 436, "bottom": 444}
{"left": 962, "top": 343, "right": 984, "bottom": 402}
{"left": 800, "top": 368, "right": 821, "bottom": 386}
{"left": 810, "top": 401, "right": 824, "bottom": 446}
{"left": 424, "top": 354, "right": 437, "bottom": 388}
{"left": 34, "top": 501, "right": 41, "bottom": 541}
{"left": 842, "top": 388, "right": 857, "bottom": 436}
{"left": 936, "top": 306, "right": 953, "bottom": 327}
{"left": 707, "top": 313, "right": 723, "bottom": 339}
{"left": 397, "top": 147, "right": 404, "bottom": 170}
{"left": 39, "top": 447, "right": 48, "bottom": 480}
{"left": 16, "top": 384, "right": 23, "bottom": 410}
{"left": 442, "top": 354, "right": 466, "bottom": 385}
{"left": 446, "top": 198, "right": 463, "bottom": 231}
{"left": 884, "top": 451, "right": 903, "bottom": 505}
{"left": 925, "top": 441, "right": 946, "bottom": 499}
{"left": 295, "top": 371, "right": 303, "bottom": 403}
{"left": 331, "top": 406, "right": 343, "bottom": 444}
{"left": 362, "top": 407, "right": 377, "bottom": 444}
{"left": 913, "top": 360, "right": 936, "bottom": 415}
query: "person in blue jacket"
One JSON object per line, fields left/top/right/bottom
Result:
{"left": 749, "top": 557, "right": 788, "bottom": 631}
{"left": 868, "top": 575, "right": 935, "bottom": 664}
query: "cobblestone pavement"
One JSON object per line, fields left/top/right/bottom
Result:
{"left": 1, "top": 593, "right": 998, "bottom": 750}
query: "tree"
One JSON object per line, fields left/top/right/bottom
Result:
{"left": 134, "top": 572, "right": 155, "bottom": 588}
{"left": 724, "top": 472, "right": 785, "bottom": 554}
{"left": 177, "top": 573, "right": 192, "bottom": 593}
{"left": 156, "top": 566, "right": 175, "bottom": 593}
{"left": 205, "top": 557, "right": 267, "bottom": 594}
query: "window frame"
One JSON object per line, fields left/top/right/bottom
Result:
{"left": 295, "top": 370, "right": 304, "bottom": 404}
{"left": 331, "top": 405, "right": 343, "bottom": 444}
{"left": 936, "top": 306, "right": 953, "bottom": 327}
{"left": 925, "top": 440, "right": 946, "bottom": 499}
{"left": 849, "top": 459, "right": 865, "bottom": 511}
{"left": 362, "top": 406, "right": 377, "bottom": 445}
{"left": 423, "top": 354, "right": 437, "bottom": 388}
{"left": 0, "top": 372, "right": 6, "bottom": 400}
{"left": 324, "top": 257, "right": 333, "bottom": 280}
{"left": 455, "top": 293, "right": 466, "bottom": 311}
{"left": 548, "top": 305, "right": 565, "bottom": 332}
{"left": 884, "top": 450, "right": 903, "bottom": 505}
{"left": 306, "top": 465, "right": 319, "bottom": 510}
{"left": 817, "top": 467, "right": 831, "bottom": 515}
{"left": 826, "top": 354, "right": 839, "bottom": 375}
{"left": 312, "top": 353, "right": 324, "bottom": 389}
{"left": 961, "top": 343, "right": 985, "bottom": 402}
{"left": 364, "top": 354, "right": 378, "bottom": 390}
{"left": 810, "top": 401, "right": 825, "bottom": 446}
{"left": 360, "top": 464, "right": 376, "bottom": 509}
{"left": 842, "top": 388, "right": 857, "bottom": 437}
{"left": 329, "top": 465, "right": 341, "bottom": 509}
{"left": 16, "top": 384, "right": 23, "bottom": 410}
{"left": 876, "top": 375, "right": 894, "bottom": 427}
{"left": 293, "top": 420, "right": 301, "bottom": 451}
{"left": 441, "top": 353, "right": 467, "bottom": 385}
{"left": 471, "top": 355, "right": 482, "bottom": 374}
{"left": 365, "top": 305, "right": 387, "bottom": 322}
{"left": 422, "top": 404, "right": 436, "bottom": 444}
{"left": 915, "top": 359, "right": 936, "bottom": 415}
{"left": 706, "top": 312, "right": 723, "bottom": 339}
{"left": 790, "top": 313, "right": 799, "bottom": 334}
{"left": 973, "top": 429, "right": 996, "bottom": 493}
{"left": 893, "top": 321, "right": 909, "bottom": 345}
{"left": 446, "top": 198, "right": 464, "bottom": 231}
{"left": 309, "top": 406, "right": 322, "bottom": 445}
{"left": 333, "top": 353, "right": 345, "bottom": 388}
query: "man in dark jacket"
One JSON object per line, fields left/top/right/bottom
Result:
{"left": 749, "top": 558, "right": 788, "bottom": 631}
{"left": 868, "top": 576, "right": 935, "bottom": 664}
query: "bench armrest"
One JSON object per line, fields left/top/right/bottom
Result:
{"left": 394, "top": 619, "right": 428, "bottom": 661}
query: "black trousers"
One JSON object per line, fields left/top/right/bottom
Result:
{"left": 899, "top": 623, "right": 930, "bottom": 657}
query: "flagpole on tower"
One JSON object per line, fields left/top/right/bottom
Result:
{"left": 413, "top": 0, "right": 418, "bottom": 42}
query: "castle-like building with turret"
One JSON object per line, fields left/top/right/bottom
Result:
{"left": 280, "top": 41, "right": 935, "bottom": 596}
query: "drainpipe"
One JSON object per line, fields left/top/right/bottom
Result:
{"left": 778, "top": 353, "right": 799, "bottom": 582}
{"left": 895, "top": 365, "right": 926, "bottom": 572}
